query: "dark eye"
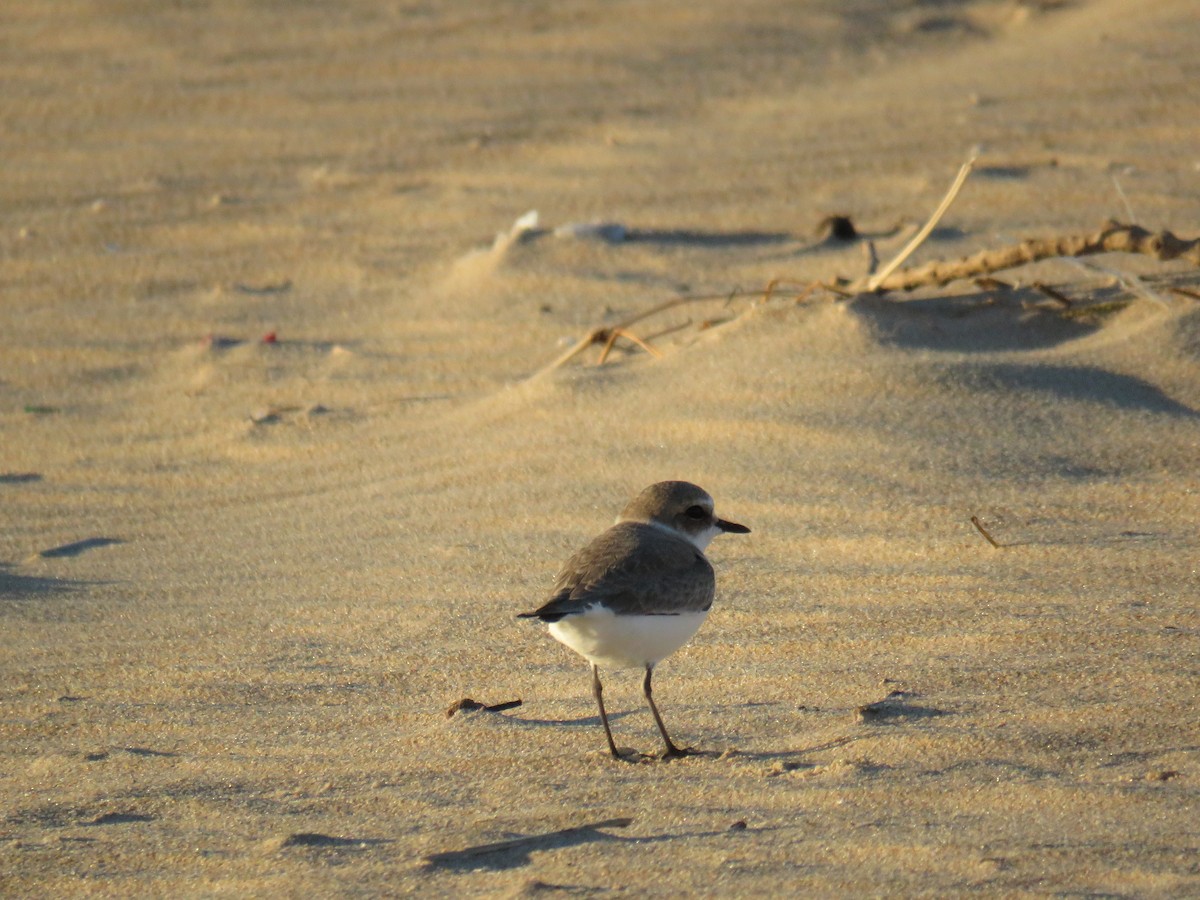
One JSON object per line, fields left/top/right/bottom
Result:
{"left": 685, "top": 505, "right": 707, "bottom": 519}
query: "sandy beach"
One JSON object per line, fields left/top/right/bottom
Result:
{"left": 2, "top": 0, "right": 1198, "bottom": 894}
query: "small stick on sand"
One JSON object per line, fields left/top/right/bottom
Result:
{"left": 445, "top": 698, "right": 523, "bottom": 718}
{"left": 970, "top": 516, "right": 1002, "bottom": 549}
{"left": 481, "top": 699, "right": 523, "bottom": 713}
{"left": 1031, "top": 282, "right": 1074, "bottom": 308}
{"left": 865, "top": 154, "right": 977, "bottom": 292}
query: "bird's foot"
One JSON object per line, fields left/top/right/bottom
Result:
{"left": 605, "top": 745, "right": 642, "bottom": 763}
{"left": 659, "top": 744, "right": 696, "bottom": 761}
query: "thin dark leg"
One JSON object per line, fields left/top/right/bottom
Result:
{"left": 592, "top": 664, "right": 621, "bottom": 758}
{"left": 643, "top": 665, "right": 689, "bottom": 759}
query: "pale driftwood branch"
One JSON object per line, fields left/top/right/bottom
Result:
{"left": 854, "top": 222, "right": 1200, "bottom": 294}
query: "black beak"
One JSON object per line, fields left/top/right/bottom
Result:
{"left": 717, "top": 518, "right": 750, "bottom": 534}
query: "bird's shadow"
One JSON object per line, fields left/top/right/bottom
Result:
{"left": 423, "top": 818, "right": 779, "bottom": 873}
{"left": 498, "top": 693, "right": 948, "bottom": 769}
{"left": 423, "top": 820, "right": 628, "bottom": 872}
{"left": 0, "top": 564, "right": 97, "bottom": 600}
{"left": 495, "top": 706, "right": 871, "bottom": 770}
{"left": 502, "top": 709, "right": 638, "bottom": 729}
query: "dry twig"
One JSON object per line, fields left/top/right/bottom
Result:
{"left": 866, "top": 155, "right": 977, "bottom": 292}
{"left": 540, "top": 290, "right": 765, "bottom": 373}
{"left": 596, "top": 328, "right": 663, "bottom": 365}
{"left": 445, "top": 697, "right": 523, "bottom": 718}
{"left": 970, "top": 516, "right": 1002, "bottom": 549}
{"left": 1030, "top": 282, "right": 1074, "bottom": 308}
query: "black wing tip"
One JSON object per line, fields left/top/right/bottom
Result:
{"left": 517, "top": 610, "right": 567, "bottom": 622}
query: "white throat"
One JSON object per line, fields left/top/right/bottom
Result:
{"left": 640, "top": 518, "right": 720, "bottom": 553}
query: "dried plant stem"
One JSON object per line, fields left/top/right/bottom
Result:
{"left": 866, "top": 155, "right": 977, "bottom": 292}
{"left": 540, "top": 290, "right": 759, "bottom": 373}
{"left": 858, "top": 222, "right": 1200, "bottom": 295}
{"left": 596, "top": 327, "right": 664, "bottom": 365}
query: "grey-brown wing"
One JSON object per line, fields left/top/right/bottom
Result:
{"left": 524, "top": 523, "right": 714, "bottom": 620}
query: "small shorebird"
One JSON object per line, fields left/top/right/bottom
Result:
{"left": 519, "top": 481, "right": 749, "bottom": 760}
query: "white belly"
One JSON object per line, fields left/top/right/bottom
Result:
{"left": 547, "top": 606, "right": 709, "bottom": 669}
